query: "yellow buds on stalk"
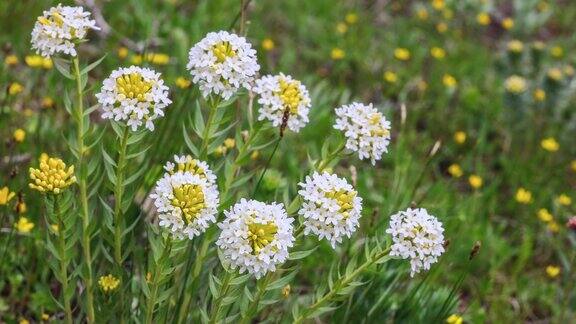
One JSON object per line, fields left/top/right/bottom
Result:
{"left": 98, "top": 274, "right": 120, "bottom": 293}
{"left": 0, "top": 187, "right": 16, "bottom": 205}
{"left": 29, "top": 154, "right": 76, "bottom": 194}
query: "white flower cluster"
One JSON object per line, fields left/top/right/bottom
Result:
{"left": 187, "top": 31, "right": 260, "bottom": 100}
{"left": 151, "top": 155, "right": 219, "bottom": 240}
{"left": 96, "top": 66, "right": 172, "bottom": 131}
{"left": 386, "top": 208, "right": 445, "bottom": 277}
{"left": 254, "top": 73, "right": 312, "bottom": 133}
{"left": 298, "top": 172, "right": 362, "bottom": 248}
{"left": 334, "top": 102, "right": 391, "bottom": 165}
{"left": 216, "top": 199, "right": 295, "bottom": 278}
{"left": 31, "top": 4, "right": 99, "bottom": 57}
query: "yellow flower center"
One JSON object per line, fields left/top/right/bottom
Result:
{"left": 368, "top": 112, "right": 389, "bottom": 137}
{"left": 171, "top": 157, "right": 206, "bottom": 178}
{"left": 325, "top": 189, "right": 356, "bottom": 219}
{"left": 98, "top": 274, "right": 120, "bottom": 293}
{"left": 171, "top": 184, "right": 206, "bottom": 224}
{"left": 29, "top": 155, "right": 76, "bottom": 194}
{"left": 116, "top": 73, "right": 153, "bottom": 102}
{"left": 38, "top": 11, "right": 64, "bottom": 27}
{"left": 277, "top": 78, "right": 302, "bottom": 114}
{"left": 212, "top": 41, "right": 236, "bottom": 63}
{"left": 247, "top": 221, "right": 278, "bottom": 254}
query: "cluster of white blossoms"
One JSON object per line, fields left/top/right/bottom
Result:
{"left": 334, "top": 102, "right": 391, "bottom": 165}
{"left": 31, "top": 4, "right": 99, "bottom": 57}
{"left": 298, "top": 172, "right": 363, "bottom": 248}
{"left": 386, "top": 208, "right": 445, "bottom": 277}
{"left": 151, "top": 155, "right": 219, "bottom": 240}
{"left": 187, "top": 31, "right": 260, "bottom": 100}
{"left": 253, "top": 73, "right": 312, "bottom": 133}
{"left": 96, "top": 66, "right": 172, "bottom": 131}
{"left": 216, "top": 199, "right": 295, "bottom": 278}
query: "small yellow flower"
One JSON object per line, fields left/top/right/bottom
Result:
{"left": 477, "top": 13, "right": 491, "bottom": 26}
{"left": 345, "top": 12, "right": 358, "bottom": 24}
{"left": 556, "top": 194, "right": 571, "bottom": 206}
{"left": 547, "top": 68, "right": 563, "bottom": 82}
{"left": 0, "top": 187, "right": 16, "bottom": 205}
{"left": 16, "top": 200, "right": 27, "bottom": 214}
{"left": 432, "top": 0, "right": 445, "bottom": 11}
{"left": 41, "top": 313, "right": 50, "bottom": 321}
{"left": 262, "top": 38, "right": 275, "bottom": 51}
{"left": 131, "top": 55, "right": 143, "bottom": 65}
{"left": 336, "top": 22, "right": 348, "bottom": 34}
{"left": 469, "top": 175, "right": 483, "bottom": 189}
{"left": 431, "top": 47, "right": 446, "bottom": 59}
{"left": 394, "top": 48, "right": 411, "bottom": 61}
{"left": 25, "top": 55, "right": 52, "bottom": 69}
{"left": 4, "top": 54, "right": 19, "bottom": 66}
{"left": 19, "top": 319, "right": 30, "bottom": 324}
{"left": 175, "top": 77, "right": 191, "bottom": 89}
{"left": 117, "top": 47, "right": 129, "bottom": 59}
{"left": 42, "top": 58, "right": 53, "bottom": 69}
{"left": 224, "top": 138, "right": 236, "bottom": 149}
{"left": 29, "top": 154, "right": 77, "bottom": 194}
{"left": 448, "top": 164, "right": 463, "bottom": 178}
{"left": 443, "top": 9, "right": 454, "bottom": 20}
{"left": 251, "top": 150, "right": 260, "bottom": 160}
{"left": 416, "top": 8, "right": 429, "bottom": 21}
{"left": 443, "top": 74, "right": 457, "bottom": 88}
{"left": 504, "top": 75, "right": 527, "bottom": 94}
{"left": 99, "top": 274, "right": 120, "bottom": 293}
{"left": 532, "top": 41, "right": 546, "bottom": 51}
{"left": 571, "top": 160, "right": 576, "bottom": 172}
{"left": 550, "top": 46, "right": 564, "bottom": 58}
{"left": 446, "top": 314, "right": 463, "bottom": 324}
{"left": 214, "top": 146, "right": 226, "bottom": 157}
{"left": 9, "top": 82, "right": 23, "bottom": 96}
{"left": 541, "top": 137, "right": 559, "bottom": 152}
{"left": 41, "top": 97, "right": 55, "bottom": 109}
{"left": 533, "top": 89, "right": 546, "bottom": 102}
{"left": 331, "top": 48, "right": 345, "bottom": 60}
{"left": 384, "top": 71, "right": 398, "bottom": 83}
{"left": 507, "top": 40, "right": 524, "bottom": 53}
{"left": 537, "top": 209, "right": 553, "bottom": 222}
{"left": 563, "top": 65, "right": 574, "bottom": 77}
{"left": 436, "top": 22, "right": 448, "bottom": 33}
{"left": 13, "top": 128, "right": 26, "bottom": 143}
{"left": 23, "top": 108, "right": 34, "bottom": 117}
{"left": 50, "top": 224, "right": 59, "bottom": 233}
{"left": 515, "top": 188, "right": 533, "bottom": 204}
{"left": 546, "top": 265, "right": 560, "bottom": 278}
{"left": 547, "top": 221, "right": 560, "bottom": 233}
{"left": 145, "top": 53, "right": 170, "bottom": 65}
{"left": 454, "top": 131, "right": 466, "bottom": 144}
{"left": 502, "top": 18, "right": 514, "bottom": 30}
{"left": 282, "top": 284, "right": 291, "bottom": 298}
{"left": 15, "top": 217, "right": 34, "bottom": 234}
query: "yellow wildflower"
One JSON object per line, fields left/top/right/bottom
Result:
{"left": 504, "top": 75, "right": 526, "bottom": 94}
{"left": 502, "top": 18, "right": 514, "bottom": 30}
{"left": 563, "top": 65, "right": 574, "bottom": 77}
{"left": 384, "top": 71, "right": 398, "bottom": 83}
{"left": 131, "top": 55, "right": 143, "bottom": 65}
{"left": 507, "top": 40, "right": 524, "bottom": 53}
{"left": 13, "top": 128, "right": 26, "bottom": 143}
{"left": 571, "top": 160, "right": 576, "bottom": 172}
{"left": 224, "top": 138, "right": 236, "bottom": 149}
{"left": 175, "top": 77, "right": 191, "bottom": 89}
{"left": 550, "top": 46, "right": 563, "bottom": 58}
{"left": 446, "top": 314, "right": 463, "bottom": 324}
{"left": 547, "top": 221, "right": 560, "bottom": 233}
{"left": 556, "top": 194, "right": 571, "bottom": 206}
{"left": 29, "top": 154, "right": 76, "bottom": 194}
{"left": 469, "top": 175, "right": 483, "bottom": 189}
{"left": 0, "top": 187, "right": 16, "bottom": 205}
{"left": 41, "top": 97, "right": 55, "bottom": 109}
{"left": 117, "top": 47, "right": 129, "bottom": 59}
{"left": 50, "top": 224, "right": 59, "bottom": 233}
{"left": 394, "top": 48, "right": 411, "bottom": 61}
{"left": 25, "top": 55, "right": 51, "bottom": 69}
{"left": 19, "top": 319, "right": 30, "bottom": 324}
{"left": 431, "top": 47, "right": 446, "bottom": 59}
{"left": 15, "top": 217, "right": 34, "bottom": 233}
{"left": 436, "top": 22, "right": 448, "bottom": 33}
{"left": 443, "top": 9, "right": 454, "bottom": 20}
{"left": 546, "top": 265, "right": 560, "bottom": 278}
{"left": 98, "top": 274, "right": 120, "bottom": 293}
{"left": 345, "top": 12, "right": 358, "bottom": 24}
{"left": 432, "top": 0, "right": 445, "bottom": 11}
{"left": 515, "top": 188, "right": 533, "bottom": 204}
{"left": 443, "top": 74, "right": 457, "bottom": 88}
{"left": 448, "top": 164, "right": 463, "bottom": 178}
{"left": 41, "top": 313, "right": 50, "bottom": 321}
{"left": 251, "top": 150, "right": 260, "bottom": 160}
{"left": 537, "top": 1, "right": 549, "bottom": 12}
{"left": 416, "top": 8, "right": 429, "bottom": 21}
{"left": 331, "top": 48, "right": 345, "bottom": 60}
{"left": 262, "top": 38, "right": 275, "bottom": 51}
{"left": 4, "top": 54, "right": 19, "bottom": 66}
{"left": 533, "top": 89, "right": 546, "bottom": 102}
{"left": 541, "top": 137, "right": 559, "bottom": 152}
{"left": 547, "top": 68, "right": 563, "bottom": 82}
{"left": 454, "top": 131, "right": 466, "bottom": 144}
{"left": 537, "top": 209, "right": 553, "bottom": 222}
{"left": 145, "top": 53, "right": 170, "bottom": 65}
{"left": 477, "top": 13, "right": 491, "bottom": 26}
{"left": 9, "top": 82, "right": 23, "bottom": 95}
{"left": 336, "top": 22, "right": 348, "bottom": 34}
{"left": 15, "top": 200, "right": 27, "bottom": 214}
{"left": 282, "top": 284, "right": 291, "bottom": 298}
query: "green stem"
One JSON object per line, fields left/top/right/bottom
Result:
{"left": 145, "top": 236, "right": 173, "bottom": 324}
{"left": 54, "top": 195, "right": 73, "bottom": 324}
{"left": 316, "top": 140, "right": 346, "bottom": 172}
{"left": 208, "top": 270, "right": 234, "bottom": 324}
{"left": 72, "top": 57, "right": 96, "bottom": 324}
{"left": 294, "top": 247, "right": 391, "bottom": 324}
{"left": 252, "top": 136, "right": 281, "bottom": 197}
{"left": 200, "top": 98, "right": 220, "bottom": 159}
{"left": 240, "top": 273, "right": 272, "bottom": 324}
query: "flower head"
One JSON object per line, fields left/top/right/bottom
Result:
{"left": 13, "top": 129, "right": 26, "bottom": 143}
{"left": 216, "top": 199, "right": 294, "bottom": 278}
{"left": 29, "top": 154, "right": 76, "bottom": 194}
{"left": 98, "top": 274, "right": 120, "bottom": 293}
{"left": 541, "top": 137, "right": 559, "bottom": 152}
{"left": 386, "top": 207, "right": 445, "bottom": 277}
{"left": 187, "top": 31, "right": 260, "bottom": 100}
{"left": 334, "top": 102, "right": 391, "bottom": 165}
{"left": 469, "top": 175, "right": 483, "bottom": 189}
{"left": 502, "top": 18, "right": 514, "bottom": 30}
{"left": 505, "top": 75, "right": 527, "bottom": 94}
{"left": 446, "top": 314, "right": 463, "bottom": 324}
{"left": 515, "top": 188, "right": 533, "bottom": 204}
{"left": 96, "top": 66, "right": 171, "bottom": 131}
{"left": 431, "top": 47, "right": 446, "bottom": 59}
{"left": 262, "top": 38, "right": 275, "bottom": 51}
{"left": 454, "top": 131, "right": 466, "bottom": 144}
{"left": 394, "top": 48, "right": 411, "bottom": 61}
{"left": 0, "top": 187, "right": 16, "bottom": 206}
{"left": 9, "top": 83, "right": 23, "bottom": 96}
{"left": 31, "top": 4, "right": 99, "bottom": 57}
{"left": 15, "top": 217, "right": 34, "bottom": 233}
{"left": 298, "top": 172, "right": 363, "bottom": 248}
{"left": 443, "top": 74, "right": 457, "bottom": 88}
{"left": 556, "top": 194, "right": 571, "bottom": 206}
{"left": 331, "top": 48, "right": 346, "bottom": 60}
{"left": 538, "top": 208, "right": 553, "bottom": 222}
{"left": 448, "top": 164, "right": 463, "bottom": 178}
{"left": 533, "top": 88, "right": 546, "bottom": 102}
{"left": 507, "top": 40, "right": 524, "bottom": 53}
{"left": 151, "top": 155, "right": 219, "bottom": 240}
{"left": 546, "top": 265, "right": 560, "bottom": 278}
{"left": 254, "top": 73, "right": 312, "bottom": 133}
{"left": 477, "top": 12, "right": 491, "bottom": 26}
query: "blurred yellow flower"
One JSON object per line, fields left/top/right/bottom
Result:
{"left": 15, "top": 200, "right": 27, "bottom": 214}
{"left": 15, "top": 217, "right": 34, "bottom": 233}
{"left": 345, "top": 12, "right": 358, "bottom": 24}
{"left": 416, "top": 8, "right": 429, "bottom": 21}
{"left": 50, "top": 224, "right": 59, "bottom": 233}
{"left": 550, "top": 46, "right": 563, "bottom": 58}
{"left": 41, "top": 313, "right": 50, "bottom": 321}
{"left": 533, "top": 88, "right": 546, "bottom": 102}
{"left": 502, "top": 18, "right": 514, "bottom": 30}
{"left": 537, "top": 1, "right": 549, "bottom": 12}
{"left": 532, "top": 41, "right": 546, "bottom": 51}
{"left": 476, "top": 13, "right": 491, "bottom": 25}
{"left": 571, "top": 160, "right": 576, "bottom": 172}
{"left": 454, "top": 131, "right": 466, "bottom": 144}
{"left": 13, "top": 128, "right": 26, "bottom": 143}
{"left": 384, "top": 71, "right": 398, "bottom": 83}
{"left": 443, "top": 74, "right": 457, "bottom": 88}
{"left": 131, "top": 55, "right": 143, "bottom": 65}
{"left": 436, "top": 22, "right": 448, "bottom": 33}
{"left": 25, "top": 55, "right": 52, "bottom": 69}
{"left": 251, "top": 150, "right": 260, "bottom": 160}
{"left": 19, "top": 319, "right": 30, "bottom": 324}
{"left": 282, "top": 284, "right": 291, "bottom": 298}
{"left": 564, "top": 65, "right": 574, "bottom": 77}
{"left": 224, "top": 138, "right": 236, "bottom": 149}
{"left": 443, "top": 9, "right": 454, "bottom": 20}
{"left": 547, "top": 221, "right": 560, "bottom": 233}
{"left": 9, "top": 82, "right": 23, "bottom": 95}
{"left": 469, "top": 175, "right": 483, "bottom": 189}
{"left": 5, "top": 54, "right": 19, "bottom": 66}
{"left": 504, "top": 75, "right": 526, "bottom": 94}
{"left": 448, "top": 164, "right": 463, "bottom": 178}
{"left": 117, "top": 47, "right": 128, "bottom": 59}
{"left": 23, "top": 108, "right": 34, "bottom": 117}
{"left": 446, "top": 314, "right": 463, "bottom": 324}
{"left": 546, "top": 265, "right": 560, "bottom": 278}
{"left": 331, "top": 48, "right": 345, "bottom": 60}
{"left": 556, "top": 194, "right": 571, "bottom": 206}
{"left": 507, "top": 40, "right": 524, "bottom": 53}
{"left": 541, "top": 137, "right": 559, "bottom": 152}
{"left": 515, "top": 188, "right": 533, "bottom": 204}
{"left": 546, "top": 68, "right": 563, "bottom": 82}
{"left": 537, "top": 209, "right": 553, "bottom": 222}
{"left": 99, "top": 274, "right": 120, "bottom": 293}
{"left": 417, "top": 80, "right": 428, "bottom": 92}
{"left": 41, "top": 97, "right": 54, "bottom": 109}
{"left": 145, "top": 53, "right": 170, "bottom": 65}
{"left": 0, "top": 187, "right": 16, "bottom": 205}
{"left": 175, "top": 77, "right": 191, "bottom": 89}
{"left": 394, "top": 48, "right": 411, "bottom": 61}
{"left": 432, "top": 0, "right": 445, "bottom": 11}
{"left": 336, "top": 22, "right": 348, "bottom": 34}
{"left": 262, "top": 38, "right": 275, "bottom": 51}
{"left": 431, "top": 47, "right": 446, "bottom": 59}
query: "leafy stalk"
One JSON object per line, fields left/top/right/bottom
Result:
{"left": 53, "top": 195, "right": 73, "bottom": 324}
{"left": 145, "top": 236, "right": 173, "bottom": 324}
{"left": 208, "top": 270, "right": 235, "bottom": 324}
{"left": 240, "top": 273, "right": 273, "bottom": 324}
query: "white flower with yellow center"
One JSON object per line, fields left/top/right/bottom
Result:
{"left": 386, "top": 208, "right": 445, "bottom": 277}
{"left": 151, "top": 156, "right": 219, "bottom": 239}
{"left": 254, "top": 73, "right": 312, "bottom": 133}
{"left": 187, "top": 31, "right": 260, "bottom": 100}
{"left": 298, "top": 172, "right": 363, "bottom": 248}
{"left": 96, "top": 66, "right": 171, "bottom": 131}
{"left": 216, "top": 199, "right": 295, "bottom": 278}
{"left": 334, "top": 102, "right": 391, "bottom": 165}
{"left": 31, "top": 4, "right": 99, "bottom": 57}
